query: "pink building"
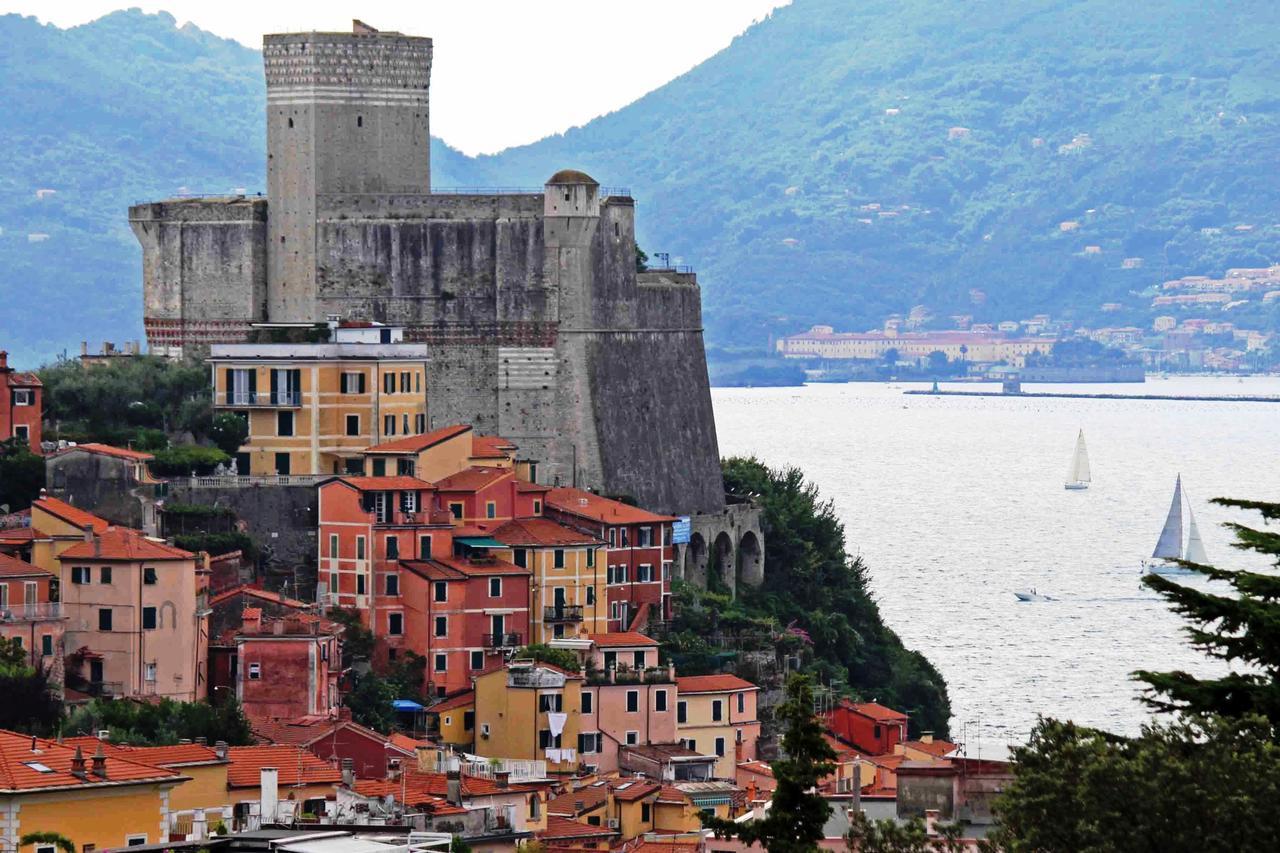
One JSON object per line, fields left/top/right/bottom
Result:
{"left": 0, "top": 552, "right": 65, "bottom": 682}
{"left": 579, "top": 632, "right": 677, "bottom": 773}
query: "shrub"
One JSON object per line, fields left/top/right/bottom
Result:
{"left": 150, "top": 445, "right": 230, "bottom": 476}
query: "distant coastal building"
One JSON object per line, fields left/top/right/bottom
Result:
{"left": 775, "top": 326, "right": 1053, "bottom": 367}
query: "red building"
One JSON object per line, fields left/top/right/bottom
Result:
{"left": 825, "top": 699, "right": 908, "bottom": 755}
{"left": 434, "top": 467, "right": 548, "bottom": 525}
{"left": 235, "top": 609, "right": 343, "bottom": 722}
{"left": 0, "top": 350, "right": 42, "bottom": 452}
{"left": 252, "top": 716, "right": 413, "bottom": 779}
{"left": 400, "top": 547, "right": 531, "bottom": 697}
{"left": 316, "top": 475, "right": 454, "bottom": 661}
{"left": 544, "top": 487, "right": 676, "bottom": 630}
{"left": 0, "top": 552, "right": 64, "bottom": 680}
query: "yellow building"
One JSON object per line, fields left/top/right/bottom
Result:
{"left": 473, "top": 662, "right": 584, "bottom": 776}
{"left": 674, "top": 675, "right": 761, "bottom": 780}
{"left": 425, "top": 689, "right": 476, "bottom": 748}
{"left": 361, "top": 423, "right": 539, "bottom": 482}
{"left": 489, "top": 519, "right": 608, "bottom": 643}
{"left": 208, "top": 339, "right": 429, "bottom": 476}
{"left": 776, "top": 326, "right": 1053, "bottom": 367}
{"left": 28, "top": 497, "right": 110, "bottom": 574}
{"left": 1, "top": 731, "right": 189, "bottom": 850}
{"left": 548, "top": 780, "right": 708, "bottom": 842}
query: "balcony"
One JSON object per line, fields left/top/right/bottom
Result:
{"left": 0, "top": 602, "right": 63, "bottom": 623}
{"left": 542, "top": 605, "right": 583, "bottom": 623}
{"left": 218, "top": 390, "right": 301, "bottom": 408}
{"left": 86, "top": 681, "right": 124, "bottom": 698}
{"left": 483, "top": 632, "right": 522, "bottom": 650}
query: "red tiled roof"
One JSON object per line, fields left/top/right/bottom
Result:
{"left": 56, "top": 443, "right": 154, "bottom": 462}
{"left": 0, "top": 527, "right": 38, "bottom": 544}
{"left": 400, "top": 556, "right": 531, "bottom": 581}
{"left": 0, "top": 553, "right": 52, "bottom": 578}
{"left": 59, "top": 527, "right": 193, "bottom": 562}
{"left": 365, "top": 424, "right": 472, "bottom": 455}
{"left": 226, "top": 745, "right": 342, "bottom": 788}
{"left": 209, "top": 583, "right": 310, "bottom": 610}
{"left": 656, "top": 785, "right": 689, "bottom": 804}
{"left": 547, "top": 785, "right": 608, "bottom": 815}
{"left": 32, "top": 497, "right": 109, "bottom": 533}
{"left": 388, "top": 733, "right": 432, "bottom": 753}
{"left": 490, "top": 517, "right": 600, "bottom": 547}
{"left": 4, "top": 371, "right": 41, "bottom": 388}
{"left": 433, "top": 466, "right": 513, "bottom": 493}
{"left": 426, "top": 690, "right": 475, "bottom": 713}
{"left": 545, "top": 487, "right": 677, "bottom": 525}
{"left": 63, "top": 738, "right": 223, "bottom": 767}
{"left": 516, "top": 480, "right": 551, "bottom": 493}
{"left": 844, "top": 701, "right": 908, "bottom": 723}
{"left": 904, "top": 738, "right": 957, "bottom": 758}
{"left": 353, "top": 778, "right": 468, "bottom": 812}
{"left": 333, "top": 476, "right": 434, "bottom": 492}
{"left": 611, "top": 780, "right": 661, "bottom": 801}
{"left": 0, "top": 731, "right": 180, "bottom": 792}
{"left": 588, "top": 632, "right": 657, "bottom": 648}
{"left": 675, "top": 674, "right": 758, "bottom": 694}
{"left": 633, "top": 843, "right": 698, "bottom": 853}
{"left": 471, "top": 435, "right": 517, "bottom": 459}
{"left": 737, "top": 760, "right": 775, "bottom": 777}
{"left": 387, "top": 769, "right": 546, "bottom": 799}
{"left": 539, "top": 815, "right": 618, "bottom": 840}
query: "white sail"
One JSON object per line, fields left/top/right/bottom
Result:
{"left": 1066, "top": 430, "right": 1091, "bottom": 484}
{"left": 1152, "top": 475, "right": 1185, "bottom": 560}
{"left": 1185, "top": 504, "right": 1209, "bottom": 565}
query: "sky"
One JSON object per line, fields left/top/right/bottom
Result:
{"left": 4, "top": 1, "right": 791, "bottom": 155}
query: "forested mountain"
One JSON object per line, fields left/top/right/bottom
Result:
{"left": 3, "top": 1, "right": 1279, "bottom": 364}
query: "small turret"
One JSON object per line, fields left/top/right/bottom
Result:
{"left": 545, "top": 170, "right": 600, "bottom": 218}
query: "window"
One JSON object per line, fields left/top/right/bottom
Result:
{"left": 585, "top": 586, "right": 595, "bottom": 605}
{"left": 274, "top": 452, "right": 291, "bottom": 476}
{"left": 14, "top": 425, "right": 28, "bottom": 441}
{"left": 677, "top": 701, "right": 688, "bottom": 724}
{"left": 400, "top": 371, "right": 411, "bottom": 393}
{"left": 12, "top": 389, "right": 33, "bottom": 406}
{"left": 625, "top": 731, "right": 639, "bottom": 745}
{"left": 384, "top": 414, "right": 396, "bottom": 436}
{"left": 463, "top": 710, "right": 475, "bottom": 730}
{"left": 626, "top": 690, "right": 639, "bottom": 713}
{"left": 662, "top": 561, "right": 673, "bottom": 580}
{"left": 488, "top": 577, "right": 502, "bottom": 598}
{"left": 538, "top": 730, "right": 563, "bottom": 749}
{"left": 415, "top": 414, "right": 425, "bottom": 433}
{"left": 329, "top": 534, "right": 340, "bottom": 559}
{"left": 641, "top": 803, "right": 651, "bottom": 822}
{"left": 633, "top": 651, "right": 646, "bottom": 669}
{"left": 434, "top": 582, "right": 447, "bottom": 603}
{"left": 684, "top": 739, "right": 697, "bottom": 753}
{"left": 449, "top": 502, "right": 464, "bottom": 520}
{"left": 539, "top": 693, "right": 564, "bottom": 713}
{"left": 637, "top": 564, "right": 652, "bottom": 582}
{"left": 715, "top": 737, "right": 726, "bottom": 757}
{"left": 143, "top": 567, "right": 157, "bottom": 585}
{"left": 98, "top": 608, "right": 113, "bottom": 631}
{"left": 581, "top": 691, "right": 593, "bottom": 714}
{"left": 389, "top": 613, "right": 403, "bottom": 636}
{"left": 125, "top": 837, "right": 148, "bottom": 847}
{"left": 403, "top": 414, "right": 410, "bottom": 435}
{"left": 712, "top": 700, "right": 723, "bottom": 722}
{"left": 372, "top": 458, "right": 386, "bottom": 476}
{"left": 356, "top": 574, "right": 366, "bottom": 595}
{"left": 356, "top": 536, "right": 366, "bottom": 561}
{"left": 99, "top": 566, "right": 112, "bottom": 585}
{"left": 737, "top": 692, "right": 746, "bottom": 714}
{"left": 357, "top": 115, "right": 363, "bottom": 127}
{"left": 386, "top": 574, "right": 399, "bottom": 596}
{"left": 145, "top": 662, "right": 157, "bottom": 683}
{"left": 142, "top": 607, "right": 157, "bottom": 630}
{"left": 341, "top": 372, "right": 366, "bottom": 394}
{"left": 397, "top": 458, "right": 416, "bottom": 476}
{"left": 470, "top": 650, "right": 484, "bottom": 670}
{"left": 638, "top": 527, "right": 653, "bottom": 547}
{"left": 71, "top": 566, "right": 90, "bottom": 584}
{"left": 386, "top": 536, "right": 399, "bottom": 559}
{"left": 620, "top": 528, "right": 630, "bottom": 547}
{"left": 419, "top": 535, "right": 432, "bottom": 558}
{"left": 277, "top": 410, "right": 294, "bottom": 437}
{"left": 400, "top": 490, "right": 417, "bottom": 512}
{"left": 530, "top": 794, "right": 542, "bottom": 820}
{"left": 873, "top": 724, "right": 882, "bottom": 739}
{"left": 533, "top": 499, "right": 542, "bottom": 514}
{"left": 513, "top": 549, "right": 527, "bottom": 568}
{"left": 383, "top": 373, "right": 395, "bottom": 394}
{"left": 486, "top": 501, "right": 497, "bottom": 519}
{"left": 346, "top": 414, "right": 360, "bottom": 436}
{"left": 248, "top": 662, "right": 261, "bottom": 680}
{"left": 226, "top": 368, "right": 254, "bottom": 405}
{"left": 434, "top": 616, "right": 448, "bottom": 637}
{"left": 587, "top": 548, "right": 595, "bottom": 568}
{"left": 608, "top": 528, "right": 617, "bottom": 547}
{"left": 553, "top": 549, "right": 565, "bottom": 569}
{"left": 41, "top": 634, "right": 53, "bottom": 656}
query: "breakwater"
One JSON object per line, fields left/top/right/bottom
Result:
{"left": 904, "top": 389, "right": 1280, "bottom": 403}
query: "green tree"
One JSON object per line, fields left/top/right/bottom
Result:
{"left": 19, "top": 833, "right": 75, "bottom": 853}
{"left": 517, "top": 643, "right": 582, "bottom": 673}
{"left": 150, "top": 444, "right": 231, "bottom": 476}
{"left": 0, "top": 437, "right": 45, "bottom": 511}
{"left": 63, "top": 696, "right": 253, "bottom": 745}
{"left": 1135, "top": 498, "right": 1280, "bottom": 727}
{"left": 882, "top": 348, "right": 900, "bottom": 367}
{"left": 635, "top": 244, "right": 649, "bottom": 272}
{"left": 0, "top": 638, "right": 62, "bottom": 734}
{"left": 703, "top": 674, "right": 835, "bottom": 853}
{"left": 926, "top": 350, "right": 949, "bottom": 373}
{"left": 39, "top": 355, "right": 210, "bottom": 443}
{"left": 209, "top": 412, "right": 249, "bottom": 458}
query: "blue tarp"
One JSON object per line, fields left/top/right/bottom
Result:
{"left": 392, "top": 699, "right": 425, "bottom": 712}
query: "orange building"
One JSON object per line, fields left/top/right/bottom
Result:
{"left": 235, "top": 609, "right": 342, "bottom": 722}
{"left": 0, "top": 350, "right": 42, "bottom": 453}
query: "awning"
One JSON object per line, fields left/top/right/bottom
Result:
{"left": 392, "top": 699, "right": 425, "bottom": 712}
{"left": 456, "top": 536, "right": 505, "bottom": 548}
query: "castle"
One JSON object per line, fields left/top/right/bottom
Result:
{"left": 129, "top": 21, "right": 761, "bottom": 587}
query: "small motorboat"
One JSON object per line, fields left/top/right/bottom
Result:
{"left": 1014, "top": 589, "right": 1054, "bottom": 602}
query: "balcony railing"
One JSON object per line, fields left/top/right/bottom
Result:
{"left": 86, "top": 681, "right": 124, "bottom": 698}
{"left": 483, "top": 632, "right": 522, "bottom": 650}
{"left": 543, "top": 605, "right": 583, "bottom": 623}
{"left": 219, "top": 390, "right": 302, "bottom": 407}
{"left": 0, "top": 602, "right": 63, "bottom": 622}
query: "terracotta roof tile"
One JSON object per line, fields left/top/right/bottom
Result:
{"left": 471, "top": 435, "right": 517, "bottom": 459}
{"left": 364, "top": 424, "right": 472, "bottom": 455}
{"left": 588, "top": 632, "right": 657, "bottom": 648}
{"left": 545, "top": 487, "right": 677, "bottom": 525}
{"left": 209, "top": 583, "right": 310, "bottom": 610}
{"left": 226, "top": 745, "right": 342, "bottom": 787}
{"left": 903, "top": 739, "right": 957, "bottom": 758}
{"left": 675, "top": 674, "right": 758, "bottom": 694}
{"left": 5, "top": 372, "right": 41, "bottom": 387}
{"left": 400, "top": 557, "right": 531, "bottom": 580}
{"left": 433, "top": 466, "right": 513, "bottom": 493}
{"left": 0, "top": 731, "right": 180, "bottom": 792}
{"left": 426, "top": 690, "right": 475, "bottom": 713}
{"left": 0, "top": 527, "right": 38, "bottom": 544}
{"left": 0, "top": 553, "right": 52, "bottom": 578}
{"left": 59, "top": 527, "right": 193, "bottom": 561}
{"left": 490, "top": 517, "right": 600, "bottom": 547}
{"left": 32, "top": 497, "right": 109, "bottom": 533}
{"left": 843, "top": 701, "right": 908, "bottom": 723}
{"left": 56, "top": 443, "right": 154, "bottom": 462}
{"left": 539, "top": 815, "right": 618, "bottom": 840}
{"left": 633, "top": 843, "right": 699, "bottom": 853}
{"left": 516, "top": 481, "right": 551, "bottom": 493}
{"left": 63, "top": 738, "right": 223, "bottom": 767}
{"left": 353, "top": 778, "right": 468, "bottom": 812}
{"left": 333, "top": 476, "right": 434, "bottom": 492}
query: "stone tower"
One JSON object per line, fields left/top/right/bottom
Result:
{"left": 263, "top": 20, "right": 433, "bottom": 322}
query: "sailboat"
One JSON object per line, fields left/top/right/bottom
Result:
{"left": 1143, "top": 474, "right": 1209, "bottom": 574}
{"left": 1064, "top": 430, "right": 1091, "bottom": 490}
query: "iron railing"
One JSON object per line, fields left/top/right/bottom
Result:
{"left": 483, "top": 632, "right": 523, "bottom": 650}
{"left": 543, "top": 605, "right": 584, "bottom": 623}
{"left": 219, "top": 390, "right": 301, "bottom": 407}
{"left": 0, "top": 603, "right": 63, "bottom": 622}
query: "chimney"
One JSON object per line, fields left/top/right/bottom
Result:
{"left": 214, "top": 740, "right": 228, "bottom": 760}
{"left": 195, "top": 736, "right": 207, "bottom": 746}
{"left": 0, "top": 351, "right": 7, "bottom": 370}
{"left": 920, "top": 731, "right": 934, "bottom": 744}
{"left": 83, "top": 524, "right": 94, "bottom": 543}
{"left": 494, "top": 769, "right": 511, "bottom": 788}
{"left": 81, "top": 342, "right": 89, "bottom": 357}
{"left": 851, "top": 758, "right": 862, "bottom": 814}
{"left": 179, "top": 738, "right": 192, "bottom": 745}
{"left": 70, "top": 746, "right": 87, "bottom": 780}
{"left": 91, "top": 743, "right": 108, "bottom": 779}
{"left": 341, "top": 757, "right": 355, "bottom": 787}
{"left": 446, "top": 769, "right": 463, "bottom": 806}
{"left": 260, "top": 767, "right": 279, "bottom": 824}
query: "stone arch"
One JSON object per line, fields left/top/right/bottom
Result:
{"left": 737, "top": 530, "right": 764, "bottom": 589}
{"left": 712, "top": 531, "right": 735, "bottom": 596}
{"left": 684, "top": 532, "right": 708, "bottom": 588}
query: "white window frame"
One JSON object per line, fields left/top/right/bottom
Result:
{"left": 434, "top": 615, "right": 448, "bottom": 638}
{"left": 248, "top": 662, "right": 261, "bottom": 680}
{"left": 625, "top": 730, "right": 639, "bottom": 746}
{"left": 389, "top": 613, "right": 404, "bottom": 636}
